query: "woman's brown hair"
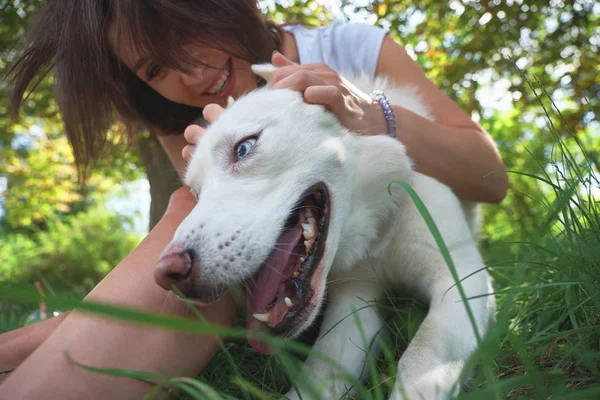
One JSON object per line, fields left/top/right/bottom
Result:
{"left": 6, "top": 0, "right": 281, "bottom": 171}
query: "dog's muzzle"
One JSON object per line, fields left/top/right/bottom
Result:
{"left": 245, "top": 183, "right": 331, "bottom": 353}
{"left": 155, "top": 244, "right": 229, "bottom": 304}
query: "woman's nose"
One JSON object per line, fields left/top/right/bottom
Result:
{"left": 179, "top": 66, "right": 205, "bottom": 86}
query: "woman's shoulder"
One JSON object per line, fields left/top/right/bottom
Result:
{"left": 283, "top": 20, "right": 385, "bottom": 36}
{"left": 283, "top": 22, "right": 388, "bottom": 78}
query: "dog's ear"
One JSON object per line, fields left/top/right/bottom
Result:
{"left": 251, "top": 63, "right": 276, "bottom": 84}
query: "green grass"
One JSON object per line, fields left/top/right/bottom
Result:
{"left": 1, "top": 77, "right": 599, "bottom": 398}
{"left": 0, "top": 301, "right": 35, "bottom": 335}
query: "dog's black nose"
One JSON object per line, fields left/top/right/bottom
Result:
{"left": 154, "top": 249, "right": 194, "bottom": 295}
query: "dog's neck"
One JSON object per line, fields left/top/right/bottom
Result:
{"left": 331, "top": 134, "right": 413, "bottom": 273}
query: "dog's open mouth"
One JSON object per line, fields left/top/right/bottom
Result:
{"left": 245, "top": 183, "right": 330, "bottom": 353}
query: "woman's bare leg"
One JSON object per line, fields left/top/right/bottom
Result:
{"left": 0, "top": 188, "right": 237, "bottom": 399}
{"left": 0, "top": 312, "right": 69, "bottom": 374}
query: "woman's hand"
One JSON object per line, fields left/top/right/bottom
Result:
{"left": 270, "top": 52, "right": 387, "bottom": 136}
{"left": 162, "top": 185, "right": 199, "bottom": 221}
{"left": 182, "top": 104, "right": 226, "bottom": 162}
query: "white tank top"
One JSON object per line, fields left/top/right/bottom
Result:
{"left": 283, "top": 22, "right": 388, "bottom": 79}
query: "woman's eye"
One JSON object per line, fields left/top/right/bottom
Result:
{"left": 146, "top": 63, "right": 163, "bottom": 81}
{"left": 235, "top": 138, "right": 257, "bottom": 160}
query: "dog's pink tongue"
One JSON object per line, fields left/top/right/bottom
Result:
{"left": 246, "top": 226, "right": 302, "bottom": 354}
{"left": 247, "top": 226, "right": 302, "bottom": 314}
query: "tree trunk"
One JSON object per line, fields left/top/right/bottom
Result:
{"left": 137, "top": 132, "right": 181, "bottom": 230}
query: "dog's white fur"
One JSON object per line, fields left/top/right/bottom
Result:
{"left": 167, "top": 65, "right": 495, "bottom": 399}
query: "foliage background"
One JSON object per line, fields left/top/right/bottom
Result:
{"left": 1, "top": 0, "right": 599, "bottom": 397}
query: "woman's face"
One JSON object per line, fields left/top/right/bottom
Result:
{"left": 110, "top": 27, "right": 258, "bottom": 108}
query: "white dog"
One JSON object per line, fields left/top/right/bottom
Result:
{"left": 155, "top": 65, "right": 495, "bottom": 400}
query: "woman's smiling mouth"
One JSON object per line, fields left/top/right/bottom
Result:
{"left": 204, "top": 59, "right": 233, "bottom": 96}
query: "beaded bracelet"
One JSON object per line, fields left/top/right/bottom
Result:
{"left": 370, "top": 90, "right": 397, "bottom": 138}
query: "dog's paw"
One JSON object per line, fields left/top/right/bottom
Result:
{"left": 388, "top": 381, "right": 459, "bottom": 400}
{"left": 284, "top": 383, "right": 358, "bottom": 400}
{"left": 284, "top": 391, "right": 301, "bottom": 400}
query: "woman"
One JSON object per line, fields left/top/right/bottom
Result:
{"left": 0, "top": 1, "right": 508, "bottom": 398}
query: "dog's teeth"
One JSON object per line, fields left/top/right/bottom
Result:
{"left": 306, "top": 208, "right": 313, "bottom": 219}
{"left": 302, "top": 223, "right": 314, "bottom": 239}
{"left": 304, "top": 240, "right": 311, "bottom": 253}
{"left": 253, "top": 312, "right": 271, "bottom": 323}
{"left": 300, "top": 257, "right": 305, "bottom": 263}
{"left": 293, "top": 271, "right": 300, "bottom": 278}
{"left": 285, "top": 297, "right": 293, "bottom": 307}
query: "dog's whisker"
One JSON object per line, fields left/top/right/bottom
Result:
{"left": 245, "top": 239, "right": 309, "bottom": 255}
{"left": 256, "top": 259, "right": 283, "bottom": 276}
{"left": 159, "top": 291, "right": 174, "bottom": 313}
{"left": 290, "top": 204, "right": 322, "bottom": 211}
{"left": 325, "top": 278, "right": 373, "bottom": 285}
{"left": 245, "top": 241, "right": 308, "bottom": 259}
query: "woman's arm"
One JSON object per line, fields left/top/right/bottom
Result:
{"left": 270, "top": 43, "right": 508, "bottom": 204}
{"left": 0, "top": 312, "right": 70, "bottom": 376}
{"left": 0, "top": 187, "right": 236, "bottom": 399}
{"left": 375, "top": 36, "right": 508, "bottom": 203}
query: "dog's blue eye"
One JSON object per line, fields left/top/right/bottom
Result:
{"left": 235, "top": 138, "right": 256, "bottom": 160}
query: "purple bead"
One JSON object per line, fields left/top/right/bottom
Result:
{"left": 370, "top": 90, "right": 397, "bottom": 138}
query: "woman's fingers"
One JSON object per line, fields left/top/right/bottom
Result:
{"left": 271, "top": 51, "right": 296, "bottom": 67}
{"left": 304, "top": 85, "right": 344, "bottom": 110}
{"left": 183, "top": 125, "right": 203, "bottom": 161}
{"left": 272, "top": 70, "right": 323, "bottom": 92}
{"left": 166, "top": 186, "right": 198, "bottom": 213}
{"left": 203, "top": 103, "right": 225, "bottom": 122}
{"left": 185, "top": 104, "right": 226, "bottom": 145}
{"left": 184, "top": 124, "right": 204, "bottom": 144}
{"left": 182, "top": 103, "right": 226, "bottom": 162}
{"left": 182, "top": 144, "right": 196, "bottom": 162}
